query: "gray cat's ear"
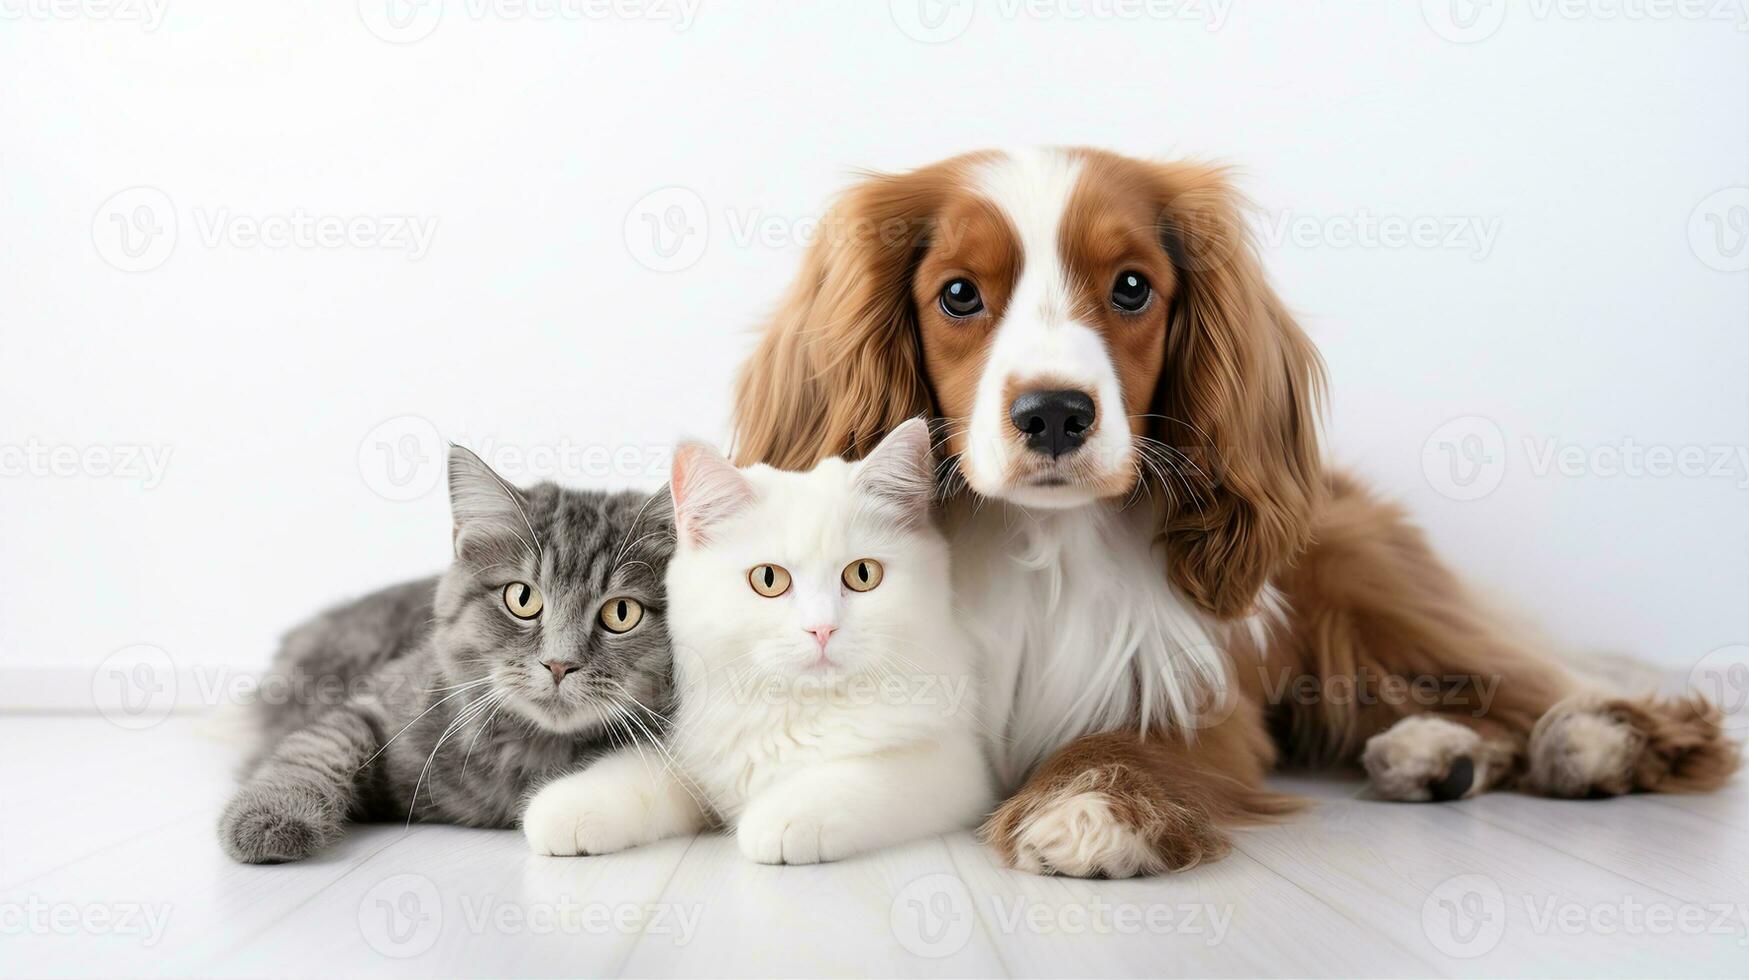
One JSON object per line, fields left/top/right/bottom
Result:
{"left": 448, "top": 445, "right": 537, "bottom": 558}
{"left": 853, "top": 417, "right": 935, "bottom": 527}
{"left": 670, "top": 440, "right": 752, "bottom": 548}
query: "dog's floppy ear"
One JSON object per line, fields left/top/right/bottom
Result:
{"left": 1149, "top": 162, "right": 1327, "bottom": 619}
{"left": 732, "top": 164, "right": 963, "bottom": 469}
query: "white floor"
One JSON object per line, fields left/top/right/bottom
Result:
{"left": 3, "top": 715, "right": 1746, "bottom": 978}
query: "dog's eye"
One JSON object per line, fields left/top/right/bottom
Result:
{"left": 503, "top": 582, "right": 543, "bottom": 620}
{"left": 1111, "top": 271, "right": 1152, "bottom": 313}
{"left": 939, "top": 278, "right": 984, "bottom": 318}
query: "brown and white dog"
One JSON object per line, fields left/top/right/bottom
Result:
{"left": 730, "top": 148, "right": 1740, "bottom": 877}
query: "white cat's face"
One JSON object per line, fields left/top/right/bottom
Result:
{"left": 665, "top": 420, "right": 952, "bottom": 684}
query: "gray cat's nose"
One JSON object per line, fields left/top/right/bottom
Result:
{"left": 543, "top": 660, "right": 578, "bottom": 685}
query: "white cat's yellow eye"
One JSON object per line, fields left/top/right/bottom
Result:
{"left": 842, "top": 558, "right": 884, "bottom": 593}
{"left": 748, "top": 563, "right": 791, "bottom": 598}
{"left": 503, "top": 582, "right": 543, "bottom": 620}
{"left": 599, "top": 597, "right": 644, "bottom": 634}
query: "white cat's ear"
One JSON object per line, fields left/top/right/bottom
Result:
{"left": 670, "top": 440, "right": 753, "bottom": 548}
{"left": 853, "top": 417, "right": 935, "bottom": 527}
{"left": 448, "top": 445, "right": 537, "bottom": 557}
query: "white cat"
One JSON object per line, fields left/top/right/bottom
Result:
{"left": 522, "top": 420, "right": 994, "bottom": 864}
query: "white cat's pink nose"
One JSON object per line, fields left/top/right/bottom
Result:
{"left": 805, "top": 626, "right": 836, "bottom": 651}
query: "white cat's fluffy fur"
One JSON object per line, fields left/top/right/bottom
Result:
{"left": 524, "top": 420, "right": 993, "bottom": 864}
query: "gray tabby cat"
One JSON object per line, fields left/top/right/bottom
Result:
{"left": 218, "top": 446, "right": 675, "bottom": 864}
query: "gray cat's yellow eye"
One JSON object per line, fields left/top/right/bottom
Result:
{"left": 749, "top": 563, "right": 791, "bottom": 598}
{"left": 842, "top": 558, "right": 884, "bottom": 593}
{"left": 599, "top": 597, "right": 643, "bottom": 634}
{"left": 503, "top": 582, "right": 543, "bottom": 620}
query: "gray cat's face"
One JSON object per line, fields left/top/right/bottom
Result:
{"left": 432, "top": 448, "right": 674, "bottom": 735}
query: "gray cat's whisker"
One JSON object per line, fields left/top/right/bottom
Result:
{"left": 607, "top": 701, "right": 713, "bottom": 814}
{"left": 405, "top": 687, "right": 502, "bottom": 825}
{"left": 459, "top": 691, "right": 511, "bottom": 779}
{"left": 356, "top": 678, "right": 493, "bottom": 772}
{"left": 609, "top": 487, "right": 666, "bottom": 569}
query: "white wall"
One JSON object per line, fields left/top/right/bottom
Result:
{"left": 3, "top": 1, "right": 1745, "bottom": 703}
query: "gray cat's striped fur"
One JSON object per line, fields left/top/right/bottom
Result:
{"left": 218, "top": 446, "right": 675, "bottom": 864}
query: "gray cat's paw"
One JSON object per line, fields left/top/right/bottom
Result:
{"left": 219, "top": 795, "right": 333, "bottom": 864}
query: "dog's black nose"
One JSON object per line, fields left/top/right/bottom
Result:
{"left": 1009, "top": 389, "right": 1096, "bottom": 458}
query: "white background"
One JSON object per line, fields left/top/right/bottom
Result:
{"left": 2, "top": 1, "right": 1745, "bottom": 699}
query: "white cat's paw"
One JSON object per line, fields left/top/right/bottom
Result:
{"left": 735, "top": 799, "right": 849, "bottom": 865}
{"left": 522, "top": 777, "right": 644, "bottom": 857}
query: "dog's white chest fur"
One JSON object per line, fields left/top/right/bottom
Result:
{"left": 949, "top": 502, "right": 1231, "bottom": 790}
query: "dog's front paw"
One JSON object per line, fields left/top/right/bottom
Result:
{"left": 521, "top": 777, "right": 643, "bottom": 857}
{"left": 1363, "top": 716, "right": 1487, "bottom": 802}
{"left": 1525, "top": 694, "right": 1739, "bottom": 797}
{"left": 982, "top": 783, "right": 1174, "bottom": 878}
